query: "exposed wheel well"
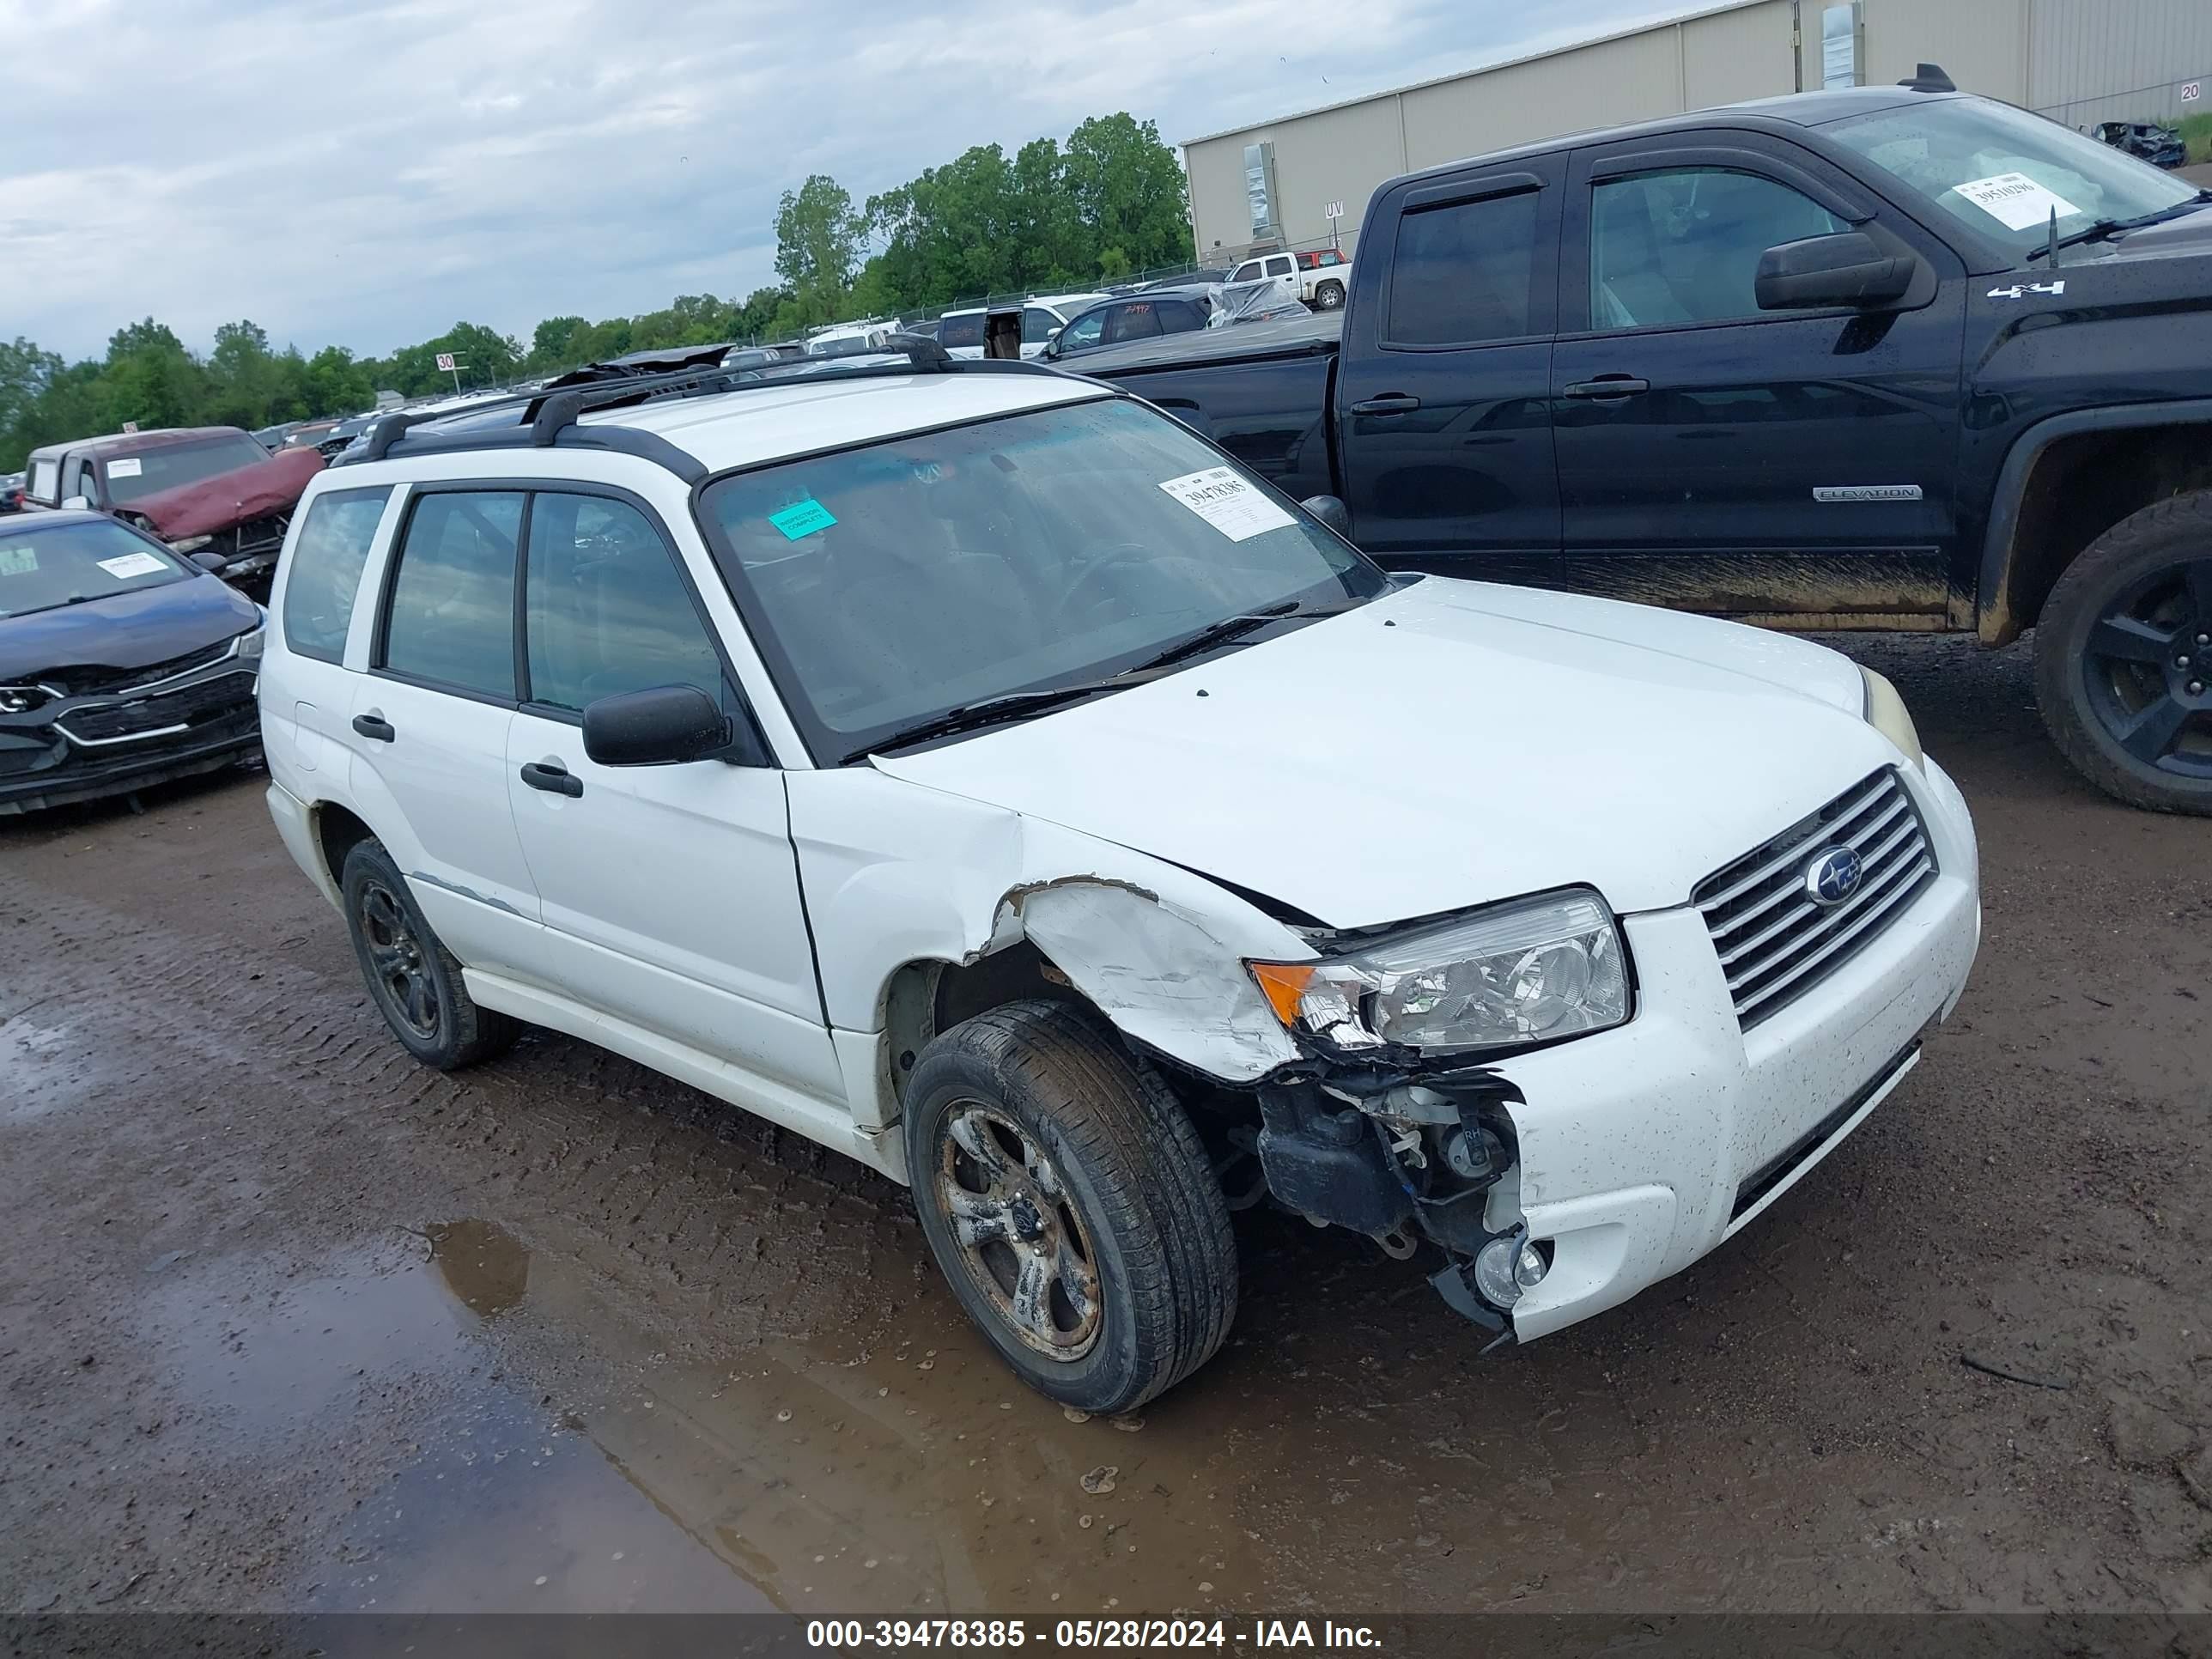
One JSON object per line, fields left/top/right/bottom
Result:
{"left": 313, "top": 801, "right": 377, "bottom": 893}
{"left": 1988, "top": 422, "right": 2212, "bottom": 644}
{"left": 881, "top": 943, "right": 1091, "bottom": 1106}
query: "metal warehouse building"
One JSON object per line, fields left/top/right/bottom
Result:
{"left": 1184, "top": 0, "right": 2212, "bottom": 264}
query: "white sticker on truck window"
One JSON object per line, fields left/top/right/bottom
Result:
{"left": 0, "top": 544, "right": 37, "bottom": 576}
{"left": 1157, "top": 466, "right": 1295, "bottom": 543}
{"left": 1951, "top": 172, "right": 2081, "bottom": 232}
{"left": 107, "top": 457, "right": 144, "bottom": 478}
{"left": 96, "top": 551, "right": 168, "bottom": 580}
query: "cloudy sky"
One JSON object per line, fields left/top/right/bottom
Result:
{"left": 3, "top": 0, "right": 1680, "bottom": 363}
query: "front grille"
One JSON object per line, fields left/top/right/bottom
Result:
{"left": 1694, "top": 769, "right": 1936, "bottom": 1029}
{"left": 46, "top": 638, "right": 236, "bottom": 698}
{"left": 57, "top": 670, "right": 258, "bottom": 744}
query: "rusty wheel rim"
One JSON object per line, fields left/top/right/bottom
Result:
{"left": 935, "top": 1100, "right": 1102, "bottom": 1361}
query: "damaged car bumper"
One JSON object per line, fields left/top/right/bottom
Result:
{"left": 1259, "top": 758, "right": 1981, "bottom": 1343}
{"left": 0, "top": 639, "right": 261, "bottom": 814}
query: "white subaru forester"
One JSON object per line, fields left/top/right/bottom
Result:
{"left": 258, "top": 346, "right": 1979, "bottom": 1413}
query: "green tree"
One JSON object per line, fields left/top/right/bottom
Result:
{"left": 1061, "top": 113, "right": 1192, "bottom": 276}
{"left": 526, "top": 315, "right": 591, "bottom": 374}
{"left": 775, "top": 174, "right": 867, "bottom": 326}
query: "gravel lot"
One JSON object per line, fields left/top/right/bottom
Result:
{"left": 3, "top": 632, "right": 2209, "bottom": 1619}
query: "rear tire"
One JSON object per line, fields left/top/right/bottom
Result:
{"left": 2033, "top": 490, "right": 2212, "bottom": 816}
{"left": 1313, "top": 279, "right": 1345, "bottom": 310}
{"left": 905, "top": 1000, "right": 1237, "bottom": 1413}
{"left": 340, "top": 839, "right": 520, "bottom": 1069}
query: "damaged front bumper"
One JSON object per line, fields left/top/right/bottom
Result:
{"left": 0, "top": 647, "right": 260, "bottom": 814}
{"left": 1243, "top": 757, "right": 1982, "bottom": 1346}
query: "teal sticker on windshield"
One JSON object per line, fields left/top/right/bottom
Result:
{"left": 0, "top": 544, "right": 35, "bottom": 577}
{"left": 769, "top": 499, "right": 837, "bottom": 540}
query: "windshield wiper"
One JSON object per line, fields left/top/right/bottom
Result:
{"left": 2027, "top": 195, "right": 2212, "bottom": 261}
{"left": 852, "top": 599, "right": 1354, "bottom": 763}
{"left": 848, "top": 683, "right": 1127, "bottom": 762}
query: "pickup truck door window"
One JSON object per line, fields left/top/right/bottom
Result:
{"left": 358, "top": 488, "right": 542, "bottom": 967}
{"left": 1551, "top": 143, "right": 1965, "bottom": 625}
{"left": 1334, "top": 165, "right": 1563, "bottom": 586}
{"left": 505, "top": 489, "right": 842, "bottom": 1106}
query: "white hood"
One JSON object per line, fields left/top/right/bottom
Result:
{"left": 871, "top": 578, "right": 1897, "bottom": 927}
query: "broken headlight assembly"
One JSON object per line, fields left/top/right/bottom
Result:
{"left": 1250, "top": 888, "right": 1631, "bottom": 1057}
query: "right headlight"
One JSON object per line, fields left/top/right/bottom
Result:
{"left": 1860, "top": 665, "right": 1923, "bottom": 771}
{"left": 1250, "top": 888, "right": 1631, "bottom": 1058}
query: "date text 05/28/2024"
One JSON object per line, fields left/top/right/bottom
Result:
{"left": 806, "top": 1620, "right": 1384, "bottom": 1650}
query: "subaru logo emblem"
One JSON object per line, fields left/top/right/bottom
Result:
{"left": 1804, "top": 846, "right": 1863, "bottom": 907}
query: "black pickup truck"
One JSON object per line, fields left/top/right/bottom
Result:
{"left": 1075, "top": 78, "right": 2212, "bottom": 815}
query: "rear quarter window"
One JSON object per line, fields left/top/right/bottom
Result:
{"left": 939, "top": 313, "right": 985, "bottom": 349}
{"left": 281, "top": 486, "right": 392, "bottom": 665}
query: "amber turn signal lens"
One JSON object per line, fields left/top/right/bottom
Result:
{"left": 1249, "top": 962, "right": 1316, "bottom": 1027}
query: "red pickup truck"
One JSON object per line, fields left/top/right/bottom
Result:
{"left": 20, "top": 426, "right": 323, "bottom": 600}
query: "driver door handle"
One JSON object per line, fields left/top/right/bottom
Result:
{"left": 351, "top": 713, "right": 395, "bottom": 742}
{"left": 1350, "top": 394, "right": 1421, "bottom": 416}
{"left": 519, "top": 760, "right": 583, "bottom": 799}
{"left": 1562, "top": 376, "right": 1650, "bottom": 399}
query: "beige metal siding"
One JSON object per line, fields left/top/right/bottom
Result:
{"left": 2028, "top": 0, "right": 2212, "bottom": 125}
{"left": 1399, "top": 29, "right": 1686, "bottom": 173}
{"left": 1683, "top": 1, "right": 1799, "bottom": 109}
{"left": 1863, "top": 0, "right": 2029, "bottom": 103}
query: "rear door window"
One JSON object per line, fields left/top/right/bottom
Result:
{"left": 938, "top": 313, "right": 984, "bottom": 349}
{"left": 1103, "top": 301, "right": 1164, "bottom": 345}
{"left": 1265, "top": 256, "right": 1295, "bottom": 277}
{"left": 1386, "top": 187, "right": 1541, "bottom": 346}
{"left": 378, "top": 491, "right": 524, "bottom": 699}
{"left": 282, "top": 486, "right": 392, "bottom": 665}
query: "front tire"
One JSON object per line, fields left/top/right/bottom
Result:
{"left": 340, "top": 839, "right": 520, "bottom": 1069}
{"left": 2034, "top": 491, "right": 2212, "bottom": 815}
{"left": 905, "top": 1000, "right": 1237, "bottom": 1413}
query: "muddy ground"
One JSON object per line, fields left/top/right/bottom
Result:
{"left": 3, "top": 633, "right": 2209, "bottom": 1620}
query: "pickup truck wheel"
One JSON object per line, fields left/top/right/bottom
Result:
{"left": 905, "top": 1000, "right": 1237, "bottom": 1413}
{"left": 340, "top": 839, "right": 520, "bottom": 1069}
{"left": 2036, "top": 491, "right": 2212, "bottom": 816}
{"left": 1313, "top": 279, "right": 1345, "bottom": 310}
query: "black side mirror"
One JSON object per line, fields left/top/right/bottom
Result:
{"left": 1755, "top": 232, "right": 1917, "bottom": 311}
{"left": 582, "top": 684, "right": 732, "bottom": 766}
{"left": 189, "top": 550, "right": 228, "bottom": 573}
{"left": 1302, "top": 494, "right": 1351, "bottom": 536}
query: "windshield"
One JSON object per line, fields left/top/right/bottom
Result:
{"left": 102, "top": 434, "right": 271, "bottom": 505}
{"left": 0, "top": 518, "right": 192, "bottom": 619}
{"left": 1826, "top": 97, "right": 2198, "bottom": 255}
{"left": 696, "top": 395, "right": 1384, "bottom": 761}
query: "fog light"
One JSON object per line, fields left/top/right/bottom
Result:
{"left": 1473, "top": 1232, "right": 1548, "bottom": 1308}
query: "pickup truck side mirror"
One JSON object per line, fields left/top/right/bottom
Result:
{"left": 189, "top": 551, "right": 228, "bottom": 574}
{"left": 582, "top": 684, "right": 733, "bottom": 767}
{"left": 62, "top": 495, "right": 91, "bottom": 510}
{"left": 1302, "top": 494, "right": 1352, "bottom": 536}
{"left": 1755, "top": 232, "right": 1917, "bottom": 311}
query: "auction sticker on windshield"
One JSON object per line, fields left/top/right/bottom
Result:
{"left": 1952, "top": 171, "right": 2082, "bottom": 232}
{"left": 1158, "top": 466, "right": 1295, "bottom": 543}
{"left": 0, "top": 545, "right": 35, "bottom": 577}
{"left": 96, "top": 551, "right": 167, "bottom": 580}
{"left": 108, "top": 458, "right": 143, "bottom": 479}
{"left": 769, "top": 499, "right": 837, "bottom": 540}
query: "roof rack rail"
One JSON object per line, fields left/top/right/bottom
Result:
{"left": 338, "top": 338, "right": 1061, "bottom": 475}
